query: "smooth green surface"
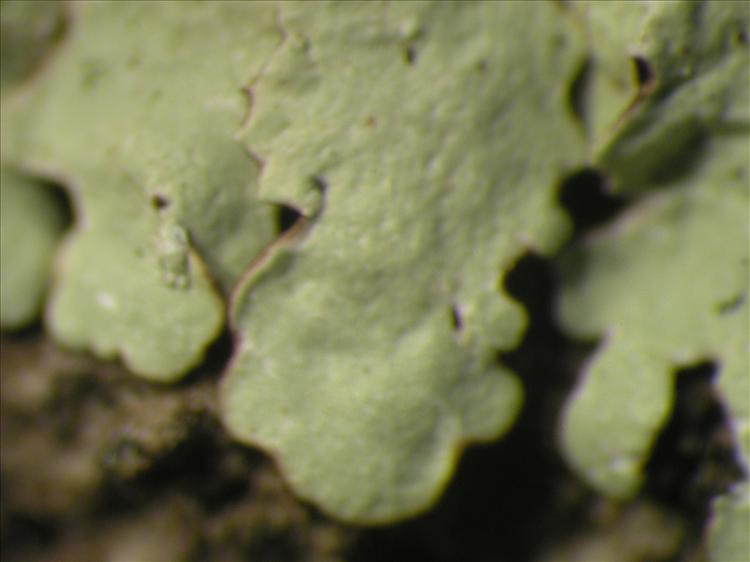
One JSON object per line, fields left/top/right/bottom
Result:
{"left": 222, "top": 1, "right": 585, "bottom": 522}
{"left": 0, "top": 168, "right": 67, "bottom": 328}
{"left": 559, "top": 2, "right": 749, "bottom": 558}
{"left": 1, "top": 2, "right": 279, "bottom": 380}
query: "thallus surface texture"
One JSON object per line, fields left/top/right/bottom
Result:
{"left": 0, "top": 0, "right": 747, "bottom": 540}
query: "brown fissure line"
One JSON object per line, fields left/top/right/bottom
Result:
{"left": 228, "top": 213, "right": 312, "bottom": 315}
{"left": 237, "top": 3, "right": 290, "bottom": 130}
{"left": 226, "top": 7, "right": 300, "bottom": 317}
{"left": 607, "top": 56, "right": 657, "bottom": 135}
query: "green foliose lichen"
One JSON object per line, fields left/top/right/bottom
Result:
{"left": 223, "top": 0, "right": 586, "bottom": 522}
{"left": 0, "top": 167, "right": 67, "bottom": 327}
{"left": 2, "top": 1, "right": 279, "bottom": 380}
{"left": 559, "top": 2, "right": 749, "bottom": 559}
{"left": 1, "top": 0, "right": 747, "bottom": 540}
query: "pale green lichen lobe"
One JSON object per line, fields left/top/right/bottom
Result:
{"left": 559, "top": 2, "right": 749, "bottom": 559}
{"left": 1, "top": 1, "right": 281, "bottom": 380}
{"left": 0, "top": 168, "right": 67, "bottom": 328}
{"left": 223, "top": 1, "right": 586, "bottom": 523}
